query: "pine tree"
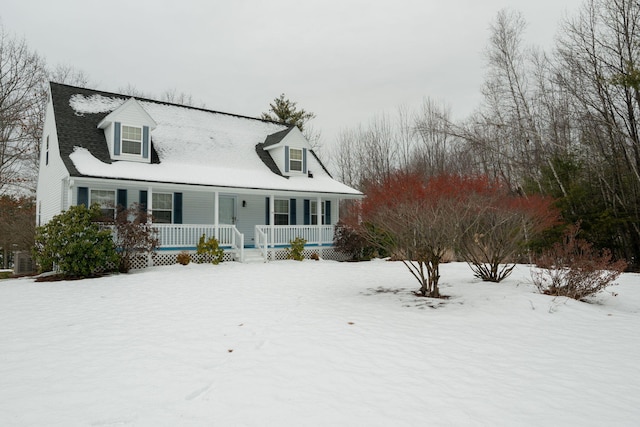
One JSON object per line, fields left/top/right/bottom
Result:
{"left": 261, "top": 93, "right": 316, "bottom": 132}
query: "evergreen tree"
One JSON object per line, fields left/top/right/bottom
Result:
{"left": 261, "top": 93, "right": 316, "bottom": 132}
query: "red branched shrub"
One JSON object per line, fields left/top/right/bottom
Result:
{"left": 532, "top": 223, "right": 627, "bottom": 300}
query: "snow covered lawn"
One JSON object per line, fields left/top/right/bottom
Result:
{"left": 1, "top": 260, "right": 638, "bottom": 426}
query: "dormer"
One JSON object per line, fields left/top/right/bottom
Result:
{"left": 263, "top": 127, "right": 310, "bottom": 177}
{"left": 97, "top": 98, "right": 157, "bottom": 163}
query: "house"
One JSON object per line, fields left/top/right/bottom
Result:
{"left": 36, "top": 83, "right": 362, "bottom": 266}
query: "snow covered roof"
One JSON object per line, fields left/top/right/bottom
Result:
{"left": 50, "top": 83, "right": 362, "bottom": 196}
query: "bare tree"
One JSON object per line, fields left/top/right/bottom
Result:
{"left": 0, "top": 24, "right": 46, "bottom": 195}
{"left": 555, "top": 0, "right": 640, "bottom": 262}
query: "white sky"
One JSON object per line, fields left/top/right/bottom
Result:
{"left": 3, "top": 0, "right": 584, "bottom": 155}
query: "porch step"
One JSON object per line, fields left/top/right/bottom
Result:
{"left": 240, "top": 248, "right": 267, "bottom": 264}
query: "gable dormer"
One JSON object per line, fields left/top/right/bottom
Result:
{"left": 263, "top": 127, "right": 309, "bottom": 177}
{"left": 97, "top": 98, "right": 157, "bottom": 163}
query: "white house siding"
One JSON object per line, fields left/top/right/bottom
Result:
{"left": 182, "top": 191, "right": 214, "bottom": 224}
{"left": 36, "top": 98, "right": 71, "bottom": 225}
{"left": 236, "top": 194, "right": 268, "bottom": 246}
{"left": 108, "top": 101, "right": 154, "bottom": 128}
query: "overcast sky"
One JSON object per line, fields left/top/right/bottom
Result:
{"left": 3, "top": 0, "right": 584, "bottom": 156}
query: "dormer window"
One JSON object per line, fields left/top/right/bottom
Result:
{"left": 289, "top": 148, "right": 303, "bottom": 172}
{"left": 97, "top": 98, "right": 156, "bottom": 163}
{"left": 121, "top": 125, "right": 142, "bottom": 155}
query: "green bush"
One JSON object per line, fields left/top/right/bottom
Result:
{"left": 286, "top": 237, "right": 306, "bottom": 261}
{"left": 33, "top": 204, "right": 119, "bottom": 278}
{"left": 196, "top": 234, "right": 225, "bottom": 264}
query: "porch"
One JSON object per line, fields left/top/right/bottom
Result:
{"left": 154, "top": 223, "right": 338, "bottom": 263}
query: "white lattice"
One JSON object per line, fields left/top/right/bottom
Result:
{"left": 128, "top": 246, "right": 349, "bottom": 269}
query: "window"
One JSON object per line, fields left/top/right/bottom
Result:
{"left": 311, "top": 201, "right": 325, "bottom": 225}
{"left": 45, "top": 135, "right": 49, "bottom": 166}
{"left": 274, "top": 199, "right": 289, "bottom": 225}
{"left": 91, "top": 189, "right": 116, "bottom": 221}
{"left": 152, "top": 193, "right": 172, "bottom": 223}
{"left": 121, "top": 125, "right": 142, "bottom": 155}
{"left": 289, "top": 148, "right": 302, "bottom": 172}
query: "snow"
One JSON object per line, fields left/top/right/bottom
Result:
{"left": 1, "top": 261, "right": 638, "bottom": 426}
{"left": 68, "top": 94, "right": 361, "bottom": 196}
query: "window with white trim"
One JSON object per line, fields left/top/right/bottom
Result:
{"left": 274, "top": 199, "right": 289, "bottom": 225}
{"left": 152, "top": 193, "right": 172, "bottom": 223}
{"left": 311, "top": 201, "right": 325, "bottom": 225}
{"left": 289, "top": 148, "right": 303, "bottom": 172}
{"left": 90, "top": 189, "right": 116, "bottom": 221}
{"left": 121, "top": 125, "right": 142, "bottom": 155}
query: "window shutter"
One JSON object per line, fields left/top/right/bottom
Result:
{"left": 78, "top": 187, "right": 88, "bottom": 207}
{"left": 139, "top": 190, "right": 148, "bottom": 211}
{"left": 284, "top": 146, "right": 290, "bottom": 173}
{"left": 265, "top": 197, "right": 270, "bottom": 225}
{"left": 303, "top": 199, "right": 310, "bottom": 225}
{"left": 325, "top": 200, "right": 331, "bottom": 225}
{"left": 174, "top": 192, "right": 182, "bottom": 224}
{"left": 117, "top": 189, "right": 127, "bottom": 210}
{"left": 302, "top": 148, "right": 307, "bottom": 174}
{"left": 114, "top": 122, "right": 121, "bottom": 155}
{"left": 142, "top": 126, "right": 150, "bottom": 159}
{"left": 290, "top": 199, "right": 297, "bottom": 225}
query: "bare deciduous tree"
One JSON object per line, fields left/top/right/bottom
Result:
{"left": 0, "top": 24, "right": 46, "bottom": 195}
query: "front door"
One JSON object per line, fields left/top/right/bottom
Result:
{"left": 219, "top": 196, "right": 236, "bottom": 225}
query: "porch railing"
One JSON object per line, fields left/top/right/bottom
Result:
{"left": 154, "top": 224, "right": 243, "bottom": 261}
{"left": 255, "top": 226, "right": 268, "bottom": 261}
{"left": 255, "top": 225, "right": 335, "bottom": 247}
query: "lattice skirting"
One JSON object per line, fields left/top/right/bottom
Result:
{"left": 129, "top": 247, "right": 350, "bottom": 269}
{"left": 266, "top": 247, "right": 351, "bottom": 262}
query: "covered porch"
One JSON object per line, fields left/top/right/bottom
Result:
{"left": 155, "top": 224, "right": 337, "bottom": 263}
{"left": 72, "top": 178, "right": 360, "bottom": 265}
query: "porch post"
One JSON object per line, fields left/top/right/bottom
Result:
{"left": 316, "top": 196, "right": 322, "bottom": 259}
{"left": 147, "top": 186, "right": 153, "bottom": 221}
{"left": 214, "top": 191, "right": 219, "bottom": 240}
{"left": 269, "top": 195, "right": 275, "bottom": 261}
{"left": 147, "top": 186, "right": 154, "bottom": 267}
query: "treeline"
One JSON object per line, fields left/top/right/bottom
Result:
{"left": 332, "top": 1, "right": 640, "bottom": 268}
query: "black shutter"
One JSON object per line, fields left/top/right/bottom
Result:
{"left": 117, "top": 189, "right": 127, "bottom": 210}
{"left": 265, "top": 197, "right": 270, "bottom": 225}
{"left": 142, "top": 126, "right": 150, "bottom": 159}
{"left": 114, "top": 122, "right": 121, "bottom": 155}
{"left": 78, "top": 187, "right": 88, "bottom": 207}
{"left": 285, "top": 146, "right": 290, "bottom": 173}
{"left": 174, "top": 192, "right": 183, "bottom": 224}
{"left": 325, "top": 200, "right": 331, "bottom": 225}
{"left": 139, "top": 190, "right": 148, "bottom": 211}
{"left": 290, "top": 199, "right": 297, "bottom": 225}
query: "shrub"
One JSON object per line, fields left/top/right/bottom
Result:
{"left": 286, "top": 237, "right": 306, "bottom": 261}
{"left": 113, "top": 204, "right": 159, "bottom": 273}
{"left": 456, "top": 183, "right": 559, "bottom": 283}
{"left": 532, "top": 223, "right": 627, "bottom": 300}
{"left": 333, "top": 222, "right": 382, "bottom": 260}
{"left": 345, "top": 173, "right": 492, "bottom": 297}
{"left": 33, "top": 204, "right": 119, "bottom": 278}
{"left": 197, "top": 234, "right": 225, "bottom": 264}
{"left": 176, "top": 251, "right": 191, "bottom": 265}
